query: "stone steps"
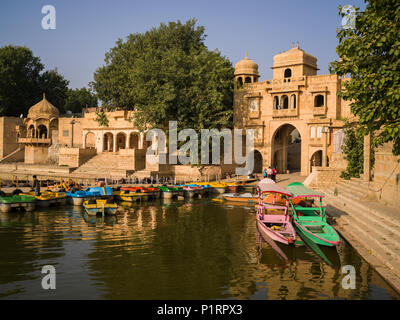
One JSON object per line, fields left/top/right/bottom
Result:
{"left": 73, "top": 153, "right": 128, "bottom": 177}
{"left": 324, "top": 187, "right": 400, "bottom": 226}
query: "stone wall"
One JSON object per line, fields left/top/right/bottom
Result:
{"left": 304, "top": 166, "right": 343, "bottom": 188}
{"left": 118, "top": 148, "right": 146, "bottom": 171}
{"left": 371, "top": 142, "right": 400, "bottom": 204}
{"left": 24, "top": 146, "right": 49, "bottom": 164}
{"left": 59, "top": 147, "right": 97, "bottom": 167}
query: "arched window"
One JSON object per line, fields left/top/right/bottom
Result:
{"left": 237, "top": 77, "right": 243, "bottom": 89}
{"left": 315, "top": 94, "right": 324, "bottom": 107}
{"left": 245, "top": 77, "right": 252, "bottom": 84}
{"left": 273, "top": 96, "right": 280, "bottom": 109}
{"left": 284, "top": 68, "right": 292, "bottom": 78}
{"left": 290, "top": 94, "right": 296, "bottom": 109}
{"left": 281, "top": 95, "right": 289, "bottom": 109}
{"left": 310, "top": 126, "right": 316, "bottom": 139}
{"left": 38, "top": 125, "right": 48, "bottom": 139}
{"left": 28, "top": 125, "right": 35, "bottom": 138}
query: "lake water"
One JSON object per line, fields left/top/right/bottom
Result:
{"left": 0, "top": 198, "right": 398, "bottom": 300}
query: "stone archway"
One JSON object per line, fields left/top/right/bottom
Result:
{"left": 85, "top": 132, "right": 96, "bottom": 148}
{"left": 129, "top": 133, "right": 140, "bottom": 149}
{"left": 252, "top": 149, "right": 263, "bottom": 173}
{"left": 310, "top": 150, "right": 322, "bottom": 169}
{"left": 272, "top": 124, "right": 302, "bottom": 173}
{"left": 103, "top": 132, "right": 114, "bottom": 152}
{"left": 38, "top": 125, "right": 48, "bottom": 139}
{"left": 116, "top": 132, "right": 127, "bottom": 151}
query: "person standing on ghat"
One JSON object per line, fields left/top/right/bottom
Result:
{"left": 32, "top": 175, "right": 40, "bottom": 196}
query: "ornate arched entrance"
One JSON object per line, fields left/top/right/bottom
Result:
{"left": 272, "top": 124, "right": 301, "bottom": 173}
{"left": 116, "top": 132, "right": 127, "bottom": 151}
{"left": 85, "top": 132, "right": 96, "bottom": 148}
{"left": 103, "top": 132, "right": 114, "bottom": 152}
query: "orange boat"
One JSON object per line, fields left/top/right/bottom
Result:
{"left": 222, "top": 193, "right": 258, "bottom": 203}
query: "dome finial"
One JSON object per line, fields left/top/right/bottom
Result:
{"left": 43, "top": 92, "right": 46, "bottom": 100}
{"left": 245, "top": 51, "right": 248, "bottom": 58}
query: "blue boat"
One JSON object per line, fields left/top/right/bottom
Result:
{"left": 66, "top": 187, "right": 114, "bottom": 206}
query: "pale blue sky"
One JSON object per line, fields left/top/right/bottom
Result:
{"left": 0, "top": 0, "right": 366, "bottom": 89}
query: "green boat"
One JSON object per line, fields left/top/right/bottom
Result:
{"left": 286, "top": 182, "right": 340, "bottom": 247}
{"left": 0, "top": 194, "right": 36, "bottom": 213}
{"left": 158, "top": 186, "right": 184, "bottom": 199}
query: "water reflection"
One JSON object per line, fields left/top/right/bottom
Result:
{"left": 0, "top": 199, "right": 398, "bottom": 300}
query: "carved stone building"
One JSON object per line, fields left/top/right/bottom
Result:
{"left": 233, "top": 43, "right": 352, "bottom": 175}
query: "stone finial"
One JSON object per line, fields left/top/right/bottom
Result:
{"left": 43, "top": 92, "right": 46, "bottom": 100}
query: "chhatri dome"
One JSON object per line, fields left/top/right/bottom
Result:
{"left": 27, "top": 93, "right": 60, "bottom": 120}
{"left": 234, "top": 53, "right": 260, "bottom": 77}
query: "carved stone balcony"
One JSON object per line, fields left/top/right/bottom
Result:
{"left": 272, "top": 107, "right": 299, "bottom": 118}
{"left": 18, "top": 137, "right": 51, "bottom": 145}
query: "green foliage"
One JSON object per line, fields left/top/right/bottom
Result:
{"left": 0, "top": 45, "right": 69, "bottom": 116}
{"left": 64, "top": 87, "right": 98, "bottom": 113}
{"left": 92, "top": 19, "right": 234, "bottom": 133}
{"left": 341, "top": 122, "right": 375, "bottom": 178}
{"left": 330, "top": 0, "right": 400, "bottom": 155}
{"left": 94, "top": 110, "right": 109, "bottom": 127}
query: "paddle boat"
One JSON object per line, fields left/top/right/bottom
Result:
{"left": 158, "top": 186, "right": 184, "bottom": 199}
{"left": 20, "top": 190, "right": 67, "bottom": 207}
{"left": 172, "top": 184, "right": 204, "bottom": 198}
{"left": 83, "top": 198, "right": 118, "bottom": 216}
{"left": 286, "top": 182, "right": 340, "bottom": 247}
{"left": 222, "top": 193, "right": 258, "bottom": 203}
{"left": 66, "top": 186, "right": 114, "bottom": 205}
{"left": 114, "top": 189, "right": 150, "bottom": 202}
{"left": 0, "top": 191, "right": 36, "bottom": 213}
{"left": 120, "top": 186, "right": 161, "bottom": 199}
{"left": 208, "top": 182, "right": 228, "bottom": 194}
{"left": 256, "top": 179, "right": 296, "bottom": 246}
{"left": 188, "top": 183, "right": 212, "bottom": 195}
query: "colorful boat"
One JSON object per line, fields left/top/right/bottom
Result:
{"left": 66, "top": 186, "right": 114, "bottom": 205}
{"left": 256, "top": 179, "right": 296, "bottom": 245}
{"left": 83, "top": 199, "right": 118, "bottom": 216}
{"left": 120, "top": 186, "right": 161, "bottom": 199}
{"left": 222, "top": 193, "right": 258, "bottom": 203}
{"left": 20, "top": 191, "right": 67, "bottom": 207}
{"left": 158, "top": 186, "right": 184, "bottom": 199}
{"left": 286, "top": 182, "right": 340, "bottom": 247}
{"left": 114, "top": 189, "right": 150, "bottom": 202}
{"left": 0, "top": 193, "right": 36, "bottom": 213}
{"left": 208, "top": 182, "right": 228, "bottom": 194}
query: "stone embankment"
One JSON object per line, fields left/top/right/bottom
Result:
{"left": 321, "top": 178, "right": 400, "bottom": 293}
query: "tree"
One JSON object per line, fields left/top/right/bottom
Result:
{"left": 330, "top": 0, "right": 400, "bottom": 155}
{"left": 0, "top": 45, "right": 69, "bottom": 117}
{"left": 63, "top": 87, "right": 98, "bottom": 113}
{"left": 92, "top": 19, "right": 234, "bottom": 133}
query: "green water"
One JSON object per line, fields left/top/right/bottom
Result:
{"left": 0, "top": 198, "right": 398, "bottom": 300}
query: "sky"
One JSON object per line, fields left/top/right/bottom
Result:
{"left": 0, "top": 0, "right": 367, "bottom": 89}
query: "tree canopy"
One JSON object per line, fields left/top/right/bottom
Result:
{"left": 92, "top": 19, "right": 234, "bottom": 133}
{"left": 0, "top": 45, "right": 69, "bottom": 117}
{"left": 330, "top": 0, "right": 400, "bottom": 155}
{"left": 64, "top": 87, "right": 98, "bottom": 113}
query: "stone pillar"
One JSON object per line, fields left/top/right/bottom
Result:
{"left": 113, "top": 134, "right": 117, "bottom": 152}
{"left": 82, "top": 131, "right": 86, "bottom": 149}
{"left": 363, "top": 133, "right": 371, "bottom": 181}
{"left": 125, "top": 133, "right": 130, "bottom": 149}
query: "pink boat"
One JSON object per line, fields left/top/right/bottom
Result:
{"left": 256, "top": 179, "right": 296, "bottom": 245}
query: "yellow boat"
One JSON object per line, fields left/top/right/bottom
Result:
{"left": 83, "top": 199, "right": 118, "bottom": 216}
{"left": 209, "top": 182, "right": 228, "bottom": 194}
{"left": 114, "top": 190, "right": 150, "bottom": 202}
{"left": 20, "top": 191, "right": 67, "bottom": 207}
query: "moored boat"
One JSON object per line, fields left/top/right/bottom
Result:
{"left": 114, "top": 190, "right": 150, "bottom": 202}
{"left": 120, "top": 186, "right": 161, "bottom": 199}
{"left": 256, "top": 180, "right": 296, "bottom": 245}
{"left": 0, "top": 193, "right": 36, "bottom": 213}
{"left": 20, "top": 191, "right": 67, "bottom": 207}
{"left": 286, "top": 182, "right": 340, "bottom": 247}
{"left": 83, "top": 199, "right": 118, "bottom": 216}
{"left": 222, "top": 193, "right": 258, "bottom": 203}
{"left": 158, "top": 186, "right": 184, "bottom": 199}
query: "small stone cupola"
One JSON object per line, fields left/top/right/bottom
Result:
{"left": 234, "top": 53, "right": 260, "bottom": 89}
{"left": 20, "top": 93, "right": 60, "bottom": 143}
{"left": 272, "top": 42, "right": 319, "bottom": 80}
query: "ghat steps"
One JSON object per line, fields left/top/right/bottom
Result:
{"left": 72, "top": 152, "right": 128, "bottom": 178}
{"left": 321, "top": 178, "right": 400, "bottom": 291}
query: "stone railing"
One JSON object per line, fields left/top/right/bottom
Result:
{"left": 272, "top": 107, "right": 299, "bottom": 118}
{"left": 18, "top": 137, "right": 51, "bottom": 144}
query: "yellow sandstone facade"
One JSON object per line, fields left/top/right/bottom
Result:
{"left": 233, "top": 43, "right": 352, "bottom": 176}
